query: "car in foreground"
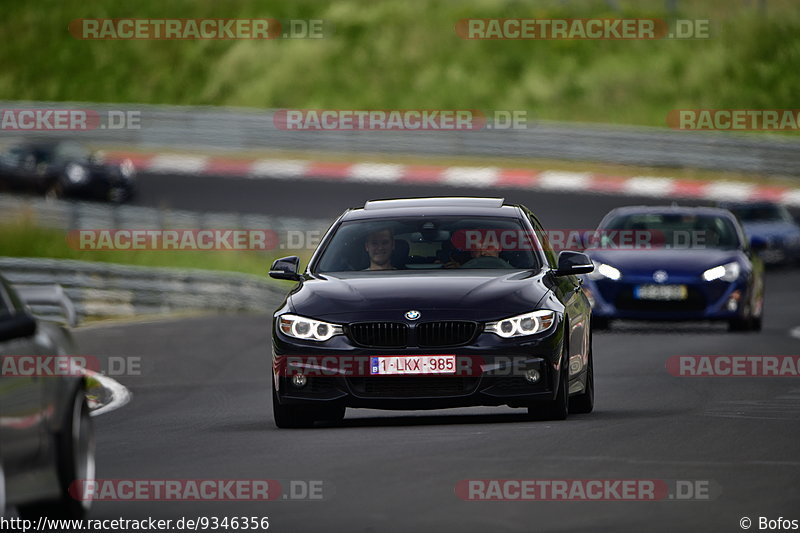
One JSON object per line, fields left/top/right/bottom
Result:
{"left": 719, "top": 201, "right": 800, "bottom": 266}
{"left": 269, "top": 197, "right": 595, "bottom": 427}
{"left": 582, "top": 205, "right": 764, "bottom": 331}
{"left": 0, "top": 275, "right": 94, "bottom": 518}
{"left": 0, "top": 139, "right": 136, "bottom": 203}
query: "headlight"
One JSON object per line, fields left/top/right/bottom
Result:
{"left": 66, "top": 163, "right": 88, "bottom": 184}
{"left": 119, "top": 158, "right": 135, "bottom": 179}
{"left": 485, "top": 310, "right": 556, "bottom": 338}
{"left": 278, "top": 314, "right": 342, "bottom": 341}
{"left": 785, "top": 233, "right": 800, "bottom": 248}
{"left": 587, "top": 261, "right": 621, "bottom": 281}
{"left": 702, "top": 261, "right": 741, "bottom": 282}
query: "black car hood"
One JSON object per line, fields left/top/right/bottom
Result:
{"left": 289, "top": 270, "right": 551, "bottom": 322}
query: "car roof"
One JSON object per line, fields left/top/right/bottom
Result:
{"left": 603, "top": 205, "right": 737, "bottom": 218}
{"left": 718, "top": 201, "right": 783, "bottom": 209}
{"left": 342, "top": 197, "right": 522, "bottom": 220}
{"left": 8, "top": 139, "right": 68, "bottom": 152}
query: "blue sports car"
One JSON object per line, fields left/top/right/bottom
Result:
{"left": 719, "top": 202, "right": 800, "bottom": 266}
{"left": 582, "top": 206, "right": 765, "bottom": 332}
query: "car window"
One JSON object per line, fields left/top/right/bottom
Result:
{"left": 525, "top": 212, "right": 558, "bottom": 269}
{"left": 52, "top": 142, "right": 91, "bottom": 164}
{"left": 0, "top": 146, "right": 26, "bottom": 166}
{"left": 731, "top": 204, "right": 793, "bottom": 223}
{"left": 315, "top": 216, "right": 542, "bottom": 272}
{"left": 603, "top": 213, "right": 742, "bottom": 250}
{"left": 0, "top": 282, "right": 13, "bottom": 317}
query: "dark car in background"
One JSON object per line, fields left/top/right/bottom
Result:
{"left": 0, "top": 274, "right": 94, "bottom": 518}
{"left": 583, "top": 206, "right": 764, "bottom": 331}
{"left": 269, "top": 197, "right": 595, "bottom": 428}
{"left": 0, "top": 139, "right": 136, "bottom": 203}
{"left": 719, "top": 201, "right": 800, "bottom": 266}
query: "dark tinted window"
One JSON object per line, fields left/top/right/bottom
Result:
{"left": 603, "top": 213, "right": 741, "bottom": 250}
{"left": 730, "top": 204, "right": 793, "bottom": 223}
{"left": 315, "top": 216, "right": 541, "bottom": 272}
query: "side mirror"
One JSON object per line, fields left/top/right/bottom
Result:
{"left": 554, "top": 251, "right": 594, "bottom": 276}
{"left": 0, "top": 313, "right": 38, "bottom": 342}
{"left": 269, "top": 256, "right": 302, "bottom": 281}
{"left": 749, "top": 236, "right": 767, "bottom": 251}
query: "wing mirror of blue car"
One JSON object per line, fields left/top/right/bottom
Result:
{"left": 554, "top": 251, "right": 594, "bottom": 277}
{"left": 749, "top": 236, "right": 768, "bottom": 251}
{"left": 0, "top": 313, "right": 37, "bottom": 342}
{"left": 269, "top": 256, "right": 303, "bottom": 281}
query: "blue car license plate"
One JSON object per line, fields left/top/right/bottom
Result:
{"left": 634, "top": 284, "right": 688, "bottom": 301}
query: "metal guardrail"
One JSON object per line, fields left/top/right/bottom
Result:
{"left": 2, "top": 101, "right": 800, "bottom": 175}
{"left": 1, "top": 257, "right": 286, "bottom": 323}
{"left": 0, "top": 194, "right": 329, "bottom": 236}
{"left": 0, "top": 196, "right": 323, "bottom": 324}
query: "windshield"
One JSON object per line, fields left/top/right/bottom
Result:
{"left": 315, "top": 216, "right": 542, "bottom": 273}
{"left": 730, "top": 204, "right": 793, "bottom": 223}
{"left": 602, "top": 213, "right": 742, "bottom": 250}
{"left": 52, "top": 142, "right": 92, "bottom": 163}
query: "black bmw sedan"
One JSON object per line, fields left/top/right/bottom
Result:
{"left": 269, "top": 197, "right": 595, "bottom": 427}
{"left": 0, "top": 139, "right": 136, "bottom": 203}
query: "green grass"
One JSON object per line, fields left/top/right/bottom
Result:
{"left": 0, "top": 220, "right": 311, "bottom": 278}
{"left": 1, "top": 0, "right": 798, "bottom": 129}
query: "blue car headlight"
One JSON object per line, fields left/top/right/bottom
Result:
{"left": 587, "top": 261, "right": 621, "bottom": 281}
{"left": 785, "top": 233, "right": 800, "bottom": 248}
{"left": 702, "top": 261, "right": 741, "bottom": 282}
{"left": 278, "top": 314, "right": 342, "bottom": 341}
{"left": 485, "top": 310, "right": 556, "bottom": 338}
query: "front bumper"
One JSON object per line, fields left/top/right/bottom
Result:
{"left": 272, "top": 320, "right": 577, "bottom": 410}
{"left": 63, "top": 176, "right": 135, "bottom": 202}
{"left": 585, "top": 276, "right": 748, "bottom": 321}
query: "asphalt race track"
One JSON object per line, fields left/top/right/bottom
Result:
{"left": 76, "top": 172, "right": 800, "bottom": 532}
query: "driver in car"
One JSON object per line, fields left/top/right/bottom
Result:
{"left": 364, "top": 227, "right": 396, "bottom": 270}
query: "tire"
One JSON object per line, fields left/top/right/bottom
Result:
{"left": 728, "top": 317, "right": 751, "bottom": 331}
{"left": 592, "top": 317, "right": 611, "bottom": 331}
{"left": 18, "top": 388, "right": 95, "bottom": 519}
{"left": 108, "top": 188, "right": 126, "bottom": 203}
{"left": 0, "top": 461, "right": 6, "bottom": 518}
{"left": 528, "top": 347, "right": 569, "bottom": 421}
{"left": 569, "top": 346, "right": 594, "bottom": 414}
{"left": 44, "top": 181, "right": 64, "bottom": 200}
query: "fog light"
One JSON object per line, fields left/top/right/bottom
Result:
{"left": 524, "top": 369, "right": 540, "bottom": 383}
{"left": 727, "top": 290, "right": 741, "bottom": 312}
{"left": 292, "top": 373, "right": 307, "bottom": 388}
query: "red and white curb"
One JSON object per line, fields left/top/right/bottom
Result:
{"left": 108, "top": 151, "right": 800, "bottom": 207}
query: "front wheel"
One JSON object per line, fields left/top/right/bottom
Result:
{"left": 592, "top": 317, "right": 611, "bottom": 331}
{"left": 528, "top": 350, "right": 569, "bottom": 421}
{"left": 569, "top": 348, "right": 594, "bottom": 414}
{"left": 44, "top": 181, "right": 64, "bottom": 200}
{"left": 18, "top": 388, "right": 95, "bottom": 519}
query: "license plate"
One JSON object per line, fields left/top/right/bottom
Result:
{"left": 370, "top": 355, "right": 456, "bottom": 375}
{"left": 634, "top": 284, "right": 688, "bottom": 301}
